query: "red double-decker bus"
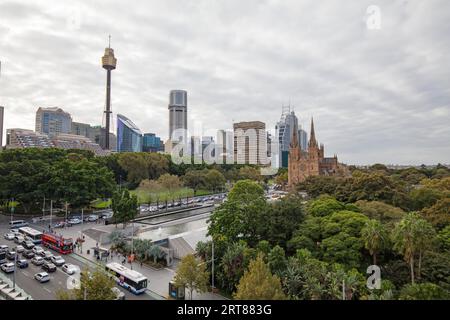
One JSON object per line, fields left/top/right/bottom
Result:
{"left": 41, "top": 232, "right": 73, "bottom": 254}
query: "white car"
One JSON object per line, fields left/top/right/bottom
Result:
{"left": 32, "top": 246, "right": 44, "bottom": 255}
{"left": 4, "top": 233, "right": 15, "bottom": 240}
{"left": 0, "top": 244, "right": 8, "bottom": 253}
{"left": 111, "top": 287, "right": 125, "bottom": 300}
{"left": 1, "top": 262, "right": 15, "bottom": 273}
{"left": 88, "top": 215, "right": 98, "bottom": 222}
{"left": 42, "top": 251, "right": 54, "bottom": 261}
{"left": 68, "top": 218, "right": 82, "bottom": 225}
{"left": 51, "top": 255, "right": 65, "bottom": 266}
{"left": 31, "top": 256, "right": 45, "bottom": 266}
{"left": 62, "top": 263, "right": 78, "bottom": 275}
{"left": 10, "top": 229, "right": 20, "bottom": 235}
{"left": 15, "top": 245, "right": 25, "bottom": 253}
{"left": 34, "top": 272, "right": 50, "bottom": 283}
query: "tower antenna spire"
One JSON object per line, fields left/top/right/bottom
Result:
{"left": 108, "top": 35, "right": 111, "bottom": 48}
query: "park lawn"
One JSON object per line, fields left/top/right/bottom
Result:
{"left": 90, "top": 199, "right": 112, "bottom": 209}
{"left": 131, "top": 187, "right": 196, "bottom": 204}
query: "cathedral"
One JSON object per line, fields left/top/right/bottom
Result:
{"left": 288, "top": 118, "right": 344, "bottom": 187}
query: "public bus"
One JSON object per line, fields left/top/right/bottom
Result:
{"left": 41, "top": 232, "right": 73, "bottom": 254}
{"left": 18, "top": 227, "right": 43, "bottom": 244}
{"left": 9, "top": 220, "right": 28, "bottom": 229}
{"left": 105, "top": 262, "right": 148, "bottom": 295}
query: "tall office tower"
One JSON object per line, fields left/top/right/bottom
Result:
{"left": 35, "top": 107, "right": 72, "bottom": 137}
{"left": 217, "top": 129, "right": 234, "bottom": 164}
{"left": 299, "top": 128, "right": 308, "bottom": 151}
{"left": 117, "top": 114, "right": 142, "bottom": 152}
{"left": 101, "top": 37, "right": 117, "bottom": 150}
{"left": 275, "top": 105, "right": 299, "bottom": 168}
{"left": 168, "top": 90, "right": 187, "bottom": 142}
{"left": 233, "top": 121, "right": 267, "bottom": 165}
{"left": 0, "top": 106, "right": 4, "bottom": 148}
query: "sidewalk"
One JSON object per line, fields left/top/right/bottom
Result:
{"left": 62, "top": 226, "right": 225, "bottom": 300}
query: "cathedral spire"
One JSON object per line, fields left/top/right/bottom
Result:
{"left": 309, "top": 117, "right": 318, "bottom": 147}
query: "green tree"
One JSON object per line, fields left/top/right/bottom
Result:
{"left": 234, "top": 254, "right": 286, "bottom": 300}
{"left": 268, "top": 245, "right": 287, "bottom": 276}
{"left": 174, "top": 254, "right": 210, "bottom": 300}
{"left": 307, "top": 195, "right": 345, "bottom": 217}
{"left": 238, "top": 166, "right": 263, "bottom": 182}
{"left": 57, "top": 268, "right": 116, "bottom": 300}
{"left": 361, "top": 219, "right": 389, "bottom": 265}
{"left": 182, "top": 169, "right": 207, "bottom": 195}
{"left": 205, "top": 169, "right": 226, "bottom": 192}
{"left": 392, "top": 212, "right": 436, "bottom": 284}
{"left": 399, "top": 282, "right": 449, "bottom": 300}
{"left": 157, "top": 173, "right": 182, "bottom": 191}
{"left": 111, "top": 189, "right": 138, "bottom": 228}
{"left": 421, "top": 198, "right": 450, "bottom": 229}
{"left": 208, "top": 180, "right": 267, "bottom": 245}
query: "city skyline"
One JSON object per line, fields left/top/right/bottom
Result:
{"left": 0, "top": 1, "right": 449, "bottom": 165}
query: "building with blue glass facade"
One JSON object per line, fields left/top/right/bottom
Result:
{"left": 143, "top": 133, "right": 164, "bottom": 152}
{"left": 35, "top": 107, "right": 72, "bottom": 137}
{"left": 117, "top": 114, "right": 143, "bottom": 152}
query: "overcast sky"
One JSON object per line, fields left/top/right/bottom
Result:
{"left": 0, "top": 0, "right": 449, "bottom": 165}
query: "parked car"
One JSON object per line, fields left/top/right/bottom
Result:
{"left": 51, "top": 255, "right": 65, "bottom": 266}
{"left": 31, "top": 256, "right": 45, "bottom": 266}
{"left": 111, "top": 287, "right": 125, "bottom": 300}
{"left": 68, "top": 218, "right": 82, "bottom": 225}
{"left": 32, "top": 246, "right": 44, "bottom": 255}
{"left": 15, "top": 245, "right": 24, "bottom": 253}
{"left": 53, "top": 221, "right": 65, "bottom": 228}
{"left": 4, "top": 233, "right": 15, "bottom": 240}
{"left": 22, "top": 249, "right": 35, "bottom": 259}
{"left": 6, "top": 250, "right": 16, "bottom": 260}
{"left": 42, "top": 262, "right": 57, "bottom": 273}
{"left": 0, "top": 244, "right": 8, "bottom": 253}
{"left": 16, "top": 259, "right": 28, "bottom": 269}
{"left": 14, "top": 235, "right": 24, "bottom": 244}
{"left": 42, "top": 251, "right": 54, "bottom": 261}
{"left": 34, "top": 272, "right": 50, "bottom": 283}
{"left": 23, "top": 241, "right": 35, "bottom": 250}
{"left": 1, "top": 262, "right": 15, "bottom": 273}
{"left": 10, "top": 229, "right": 20, "bottom": 235}
{"left": 88, "top": 215, "right": 98, "bottom": 222}
{"left": 62, "top": 263, "right": 78, "bottom": 275}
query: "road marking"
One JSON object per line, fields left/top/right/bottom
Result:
{"left": 43, "top": 287, "right": 52, "bottom": 293}
{"left": 22, "top": 271, "right": 30, "bottom": 277}
{"left": 164, "top": 268, "right": 175, "bottom": 273}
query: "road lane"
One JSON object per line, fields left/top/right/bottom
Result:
{"left": 1, "top": 224, "right": 154, "bottom": 300}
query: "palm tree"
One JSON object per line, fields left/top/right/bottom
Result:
{"left": 361, "top": 219, "right": 389, "bottom": 265}
{"left": 392, "top": 212, "right": 436, "bottom": 284}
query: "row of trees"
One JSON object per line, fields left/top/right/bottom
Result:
{"left": 0, "top": 148, "right": 115, "bottom": 213}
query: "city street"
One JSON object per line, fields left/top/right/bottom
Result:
{"left": 0, "top": 217, "right": 156, "bottom": 300}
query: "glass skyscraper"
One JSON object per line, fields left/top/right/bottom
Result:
{"left": 143, "top": 133, "right": 163, "bottom": 152}
{"left": 117, "top": 114, "right": 143, "bottom": 152}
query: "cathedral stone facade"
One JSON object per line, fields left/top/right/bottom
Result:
{"left": 288, "top": 118, "right": 343, "bottom": 187}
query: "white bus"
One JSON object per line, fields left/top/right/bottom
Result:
{"left": 105, "top": 262, "right": 148, "bottom": 294}
{"left": 18, "top": 227, "right": 43, "bottom": 244}
{"left": 9, "top": 220, "right": 28, "bottom": 229}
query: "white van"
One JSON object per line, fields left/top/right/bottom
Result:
{"left": 9, "top": 220, "right": 28, "bottom": 229}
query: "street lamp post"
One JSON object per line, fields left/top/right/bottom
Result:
{"left": 50, "top": 199, "right": 53, "bottom": 231}
{"left": 211, "top": 240, "right": 215, "bottom": 289}
{"left": 13, "top": 251, "right": 17, "bottom": 289}
{"left": 10, "top": 197, "right": 15, "bottom": 223}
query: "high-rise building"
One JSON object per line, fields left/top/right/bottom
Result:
{"left": 35, "top": 107, "right": 72, "bottom": 137}
{"left": 275, "top": 106, "right": 298, "bottom": 168}
{"left": 143, "top": 133, "right": 164, "bottom": 152}
{"left": 101, "top": 37, "right": 117, "bottom": 150}
{"left": 299, "top": 128, "right": 308, "bottom": 151}
{"left": 117, "top": 114, "right": 142, "bottom": 152}
{"left": 168, "top": 90, "right": 187, "bottom": 142}
{"left": 216, "top": 129, "right": 234, "bottom": 164}
{"left": 233, "top": 121, "right": 267, "bottom": 165}
{"left": 0, "top": 106, "right": 4, "bottom": 148}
